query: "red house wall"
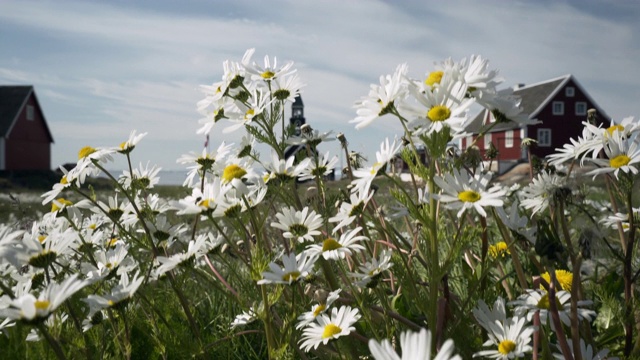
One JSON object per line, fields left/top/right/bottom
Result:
{"left": 528, "top": 79, "right": 606, "bottom": 159}
{"left": 464, "top": 127, "right": 522, "bottom": 161}
{"left": 5, "top": 94, "right": 51, "bottom": 170}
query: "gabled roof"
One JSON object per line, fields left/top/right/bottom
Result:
{"left": 466, "top": 74, "right": 608, "bottom": 133}
{"left": 0, "top": 85, "right": 54, "bottom": 142}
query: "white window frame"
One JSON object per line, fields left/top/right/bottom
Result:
{"left": 484, "top": 133, "right": 492, "bottom": 150}
{"left": 26, "top": 105, "right": 35, "bottom": 121}
{"left": 575, "top": 102, "right": 587, "bottom": 116}
{"left": 465, "top": 135, "right": 473, "bottom": 148}
{"left": 565, "top": 87, "right": 575, "bottom": 97}
{"left": 538, "top": 128, "right": 551, "bottom": 147}
{"left": 552, "top": 101, "right": 564, "bottom": 115}
{"left": 505, "top": 130, "right": 514, "bottom": 148}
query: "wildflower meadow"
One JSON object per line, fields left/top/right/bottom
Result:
{"left": 1, "top": 49, "right": 639, "bottom": 359}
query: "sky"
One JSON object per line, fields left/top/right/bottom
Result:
{"left": 1, "top": 0, "right": 639, "bottom": 172}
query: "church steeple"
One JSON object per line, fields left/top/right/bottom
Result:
{"left": 290, "top": 95, "right": 306, "bottom": 136}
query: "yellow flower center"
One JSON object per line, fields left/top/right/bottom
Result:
{"left": 88, "top": 223, "right": 97, "bottom": 230}
{"left": 282, "top": 271, "right": 301, "bottom": 283}
{"left": 78, "top": 146, "right": 96, "bottom": 159}
{"left": 199, "top": 199, "right": 211, "bottom": 208}
{"left": 498, "top": 340, "right": 516, "bottom": 355}
{"left": 60, "top": 176, "right": 68, "bottom": 185}
{"left": 34, "top": 300, "right": 50, "bottom": 311}
{"left": 313, "top": 304, "right": 327, "bottom": 318}
{"left": 321, "top": 323, "right": 342, "bottom": 339}
{"left": 458, "top": 190, "right": 481, "bottom": 203}
{"left": 610, "top": 154, "right": 631, "bottom": 169}
{"left": 119, "top": 141, "right": 128, "bottom": 150}
{"left": 106, "top": 237, "right": 118, "bottom": 247}
{"left": 245, "top": 109, "right": 255, "bottom": 119}
{"left": 606, "top": 124, "right": 625, "bottom": 136}
{"left": 541, "top": 270, "right": 573, "bottom": 292}
{"left": 370, "top": 162, "right": 382, "bottom": 175}
{"left": 425, "top": 71, "right": 444, "bottom": 87}
{"left": 489, "top": 242, "right": 510, "bottom": 259}
{"left": 261, "top": 70, "right": 275, "bottom": 79}
{"left": 427, "top": 105, "right": 451, "bottom": 122}
{"left": 222, "top": 164, "right": 247, "bottom": 183}
{"left": 322, "top": 238, "right": 342, "bottom": 252}
{"left": 51, "top": 198, "right": 73, "bottom": 212}
{"left": 37, "top": 235, "right": 47, "bottom": 244}
{"left": 536, "top": 293, "right": 562, "bottom": 310}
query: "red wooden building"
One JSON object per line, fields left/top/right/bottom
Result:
{"left": 0, "top": 85, "right": 54, "bottom": 170}
{"left": 461, "top": 74, "right": 609, "bottom": 173}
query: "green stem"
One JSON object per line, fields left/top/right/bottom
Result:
{"left": 38, "top": 323, "right": 67, "bottom": 360}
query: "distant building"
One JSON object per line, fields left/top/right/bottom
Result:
{"left": 461, "top": 74, "right": 609, "bottom": 173}
{"left": 0, "top": 85, "right": 54, "bottom": 170}
{"left": 284, "top": 95, "right": 307, "bottom": 159}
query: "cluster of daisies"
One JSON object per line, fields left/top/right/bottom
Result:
{"left": 0, "top": 48, "right": 635, "bottom": 358}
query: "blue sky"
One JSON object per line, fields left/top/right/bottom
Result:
{"left": 1, "top": 0, "right": 639, "bottom": 171}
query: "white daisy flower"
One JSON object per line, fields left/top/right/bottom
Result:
{"left": 547, "top": 123, "right": 601, "bottom": 168}
{"left": 588, "top": 131, "right": 640, "bottom": 179}
{"left": 286, "top": 127, "right": 335, "bottom": 148}
{"left": 230, "top": 308, "right": 257, "bottom": 329}
{"left": 223, "top": 87, "right": 273, "bottom": 133}
{"left": 41, "top": 167, "right": 74, "bottom": 205}
{"left": 298, "top": 305, "right": 361, "bottom": 352}
{"left": 298, "top": 152, "right": 339, "bottom": 182}
{"left": 177, "top": 142, "right": 234, "bottom": 187}
{"left": 117, "top": 129, "right": 147, "bottom": 154}
{"left": 351, "top": 137, "right": 403, "bottom": 195}
{"left": 305, "top": 227, "right": 367, "bottom": 260}
{"left": 81, "top": 243, "right": 134, "bottom": 283}
{"left": 329, "top": 188, "right": 373, "bottom": 233}
{"left": 434, "top": 169, "right": 506, "bottom": 218}
{"left": 271, "top": 206, "right": 324, "bottom": 243}
{"left": 244, "top": 51, "right": 295, "bottom": 82}
{"left": 403, "top": 76, "right": 474, "bottom": 137}
{"left": 600, "top": 209, "right": 639, "bottom": 232}
{"left": 553, "top": 338, "right": 619, "bottom": 360}
{"left": 349, "top": 249, "right": 394, "bottom": 287}
{"left": 257, "top": 252, "right": 316, "bottom": 285}
{"left": 509, "top": 289, "right": 596, "bottom": 329}
{"left": 153, "top": 232, "right": 223, "bottom": 277}
{"left": 519, "top": 171, "right": 568, "bottom": 217}
{"left": 296, "top": 289, "right": 342, "bottom": 330}
{"left": 83, "top": 271, "right": 144, "bottom": 315}
{"left": 120, "top": 162, "right": 161, "bottom": 190}
{"left": 1, "top": 275, "right": 87, "bottom": 321}
{"left": 473, "top": 298, "right": 509, "bottom": 332}
{"left": 271, "top": 71, "right": 305, "bottom": 102}
{"left": 263, "top": 150, "right": 312, "bottom": 182}
{"left": 473, "top": 315, "right": 533, "bottom": 359}
{"left": 369, "top": 327, "right": 461, "bottom": 360}
{"left": 351, "top": 63, "right": 409, "bottom": 129}
{"left": 496, "top": 202, "right": 536, "bottom": 245}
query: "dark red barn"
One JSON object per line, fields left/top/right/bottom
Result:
{"left": 0, "top": 85, "right": 54, "bottom": 170}
{"left": 462, "top": 74, "right": 609, "bottom": 173}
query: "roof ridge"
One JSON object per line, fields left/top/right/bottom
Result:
{"left": 513, "top": 74, "right": 571, "bottom": 91}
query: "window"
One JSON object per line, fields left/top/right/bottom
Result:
{"left": 552, "top": 101, "right": 564, "bottom": 115}
{"left": 466, "top": 135, "right": 473, "bottom": 148}
{"left": 484, "top": 133, "right": 492, "bottom": 150}
{"left": 505, "top": 130, "right": 514, "bottom": 148}
{"left": 565, "top": 87, "right": 575, "bottom": 97}
{"left": 538, "top": 129, "right": 551, "bottom": 147}
{"left": 575, "top": 102, "right": 587, "bottom": 116}
{"left": 26, "top": 105, "right": 35, "bottom": 121}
